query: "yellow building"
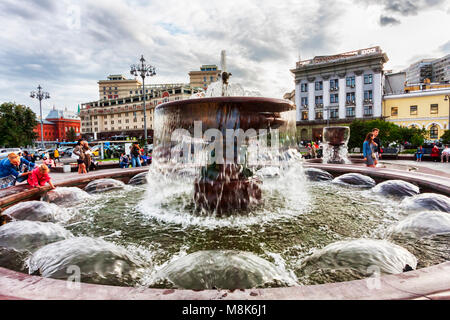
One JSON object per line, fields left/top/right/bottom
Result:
{"left": 98, "top": 75, "right": 141, "bottom": 100}
{"left": 189, "top": 65, "right": 221, "bottom": 91}
{"left": 383, "top": 87, "right": 450, "bottom": 139}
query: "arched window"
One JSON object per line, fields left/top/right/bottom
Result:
{"left": 429, "top": 124, "right": 438, "bottom": 139}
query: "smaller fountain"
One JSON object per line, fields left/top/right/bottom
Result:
{"left": 322, "top": 126, "right": 350, "bottom": 164}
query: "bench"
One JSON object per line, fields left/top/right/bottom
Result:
{"left": 381, "top": 147, "right": 399, "bottom": 159}
{"left": 414, "top": 148, "right": 442, "bottom": 161}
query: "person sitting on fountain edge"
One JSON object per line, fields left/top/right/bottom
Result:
{"left": 119, "top": 153, "right": 130, "bottom": 168}
{"left": 0, "top": 153, "right": 34, "bottom": 189}
{"left": 27, "top": 164, "right": 55, "bottom": 190}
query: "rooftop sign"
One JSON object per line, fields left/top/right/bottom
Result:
{"left": 296, "top": 47, "right": 382, "bottom": 67}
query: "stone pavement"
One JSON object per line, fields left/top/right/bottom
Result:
{"left": 379, "top": 159, "right": 450, "bottom": 178}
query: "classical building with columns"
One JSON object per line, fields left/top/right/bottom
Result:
{"left": 290, "top": 47, "right": 388, "bottom": 141}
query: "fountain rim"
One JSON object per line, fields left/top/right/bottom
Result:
{"left": 0, "top": 165, "right": 449, "bottom": 300}
{"left": 155, "top": 96, "right": 295, "bottom": 110}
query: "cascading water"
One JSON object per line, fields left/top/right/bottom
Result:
{"left": 322, "top": 126, "right": 351, "bottom": 164}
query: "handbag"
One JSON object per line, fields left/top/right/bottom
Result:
{"left": 71, "top": 151, "right": 79, "bottom": 160}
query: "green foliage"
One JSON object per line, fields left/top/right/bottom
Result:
{"left": 411, "top": 134, "right": 424, "bottom": 147}
{"left": 66, "top": 127, "right": 77, "bottom": 142}
{"left": 348, "top": 119, "right": 427, "bottom": 150}
{"left": 0, "top": 102, "right": 38, "bottom": 147}
{"left": 400, "top": 149, "right": 418, "bottom": 154}
{"left": 441, "top": 130, "right": 450, "bottom": 144}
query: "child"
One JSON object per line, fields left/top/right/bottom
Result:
{"left": 28, "top": 164, "right": 55, "bottom": 189}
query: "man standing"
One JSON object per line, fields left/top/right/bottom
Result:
{"left": 372, "top": 128, "right": 381, "bottom": 163}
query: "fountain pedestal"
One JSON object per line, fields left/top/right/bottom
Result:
{"left": 194, "top": 164, "right": 262, "bottom": 213}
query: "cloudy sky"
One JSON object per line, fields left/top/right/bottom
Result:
{"left": 0, "top": 0, "right": 449, "bottom": 117}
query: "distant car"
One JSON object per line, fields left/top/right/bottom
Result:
{"left": 64, "top": 147, "right": 74, "bottom": 157}
{"left": 0, "top": 148, "right": 22, "bottom": 160}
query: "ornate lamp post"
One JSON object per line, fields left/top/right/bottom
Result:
{"left": 30, "top": 85, "right": 50, "bottom": 149}
{"left": 130, "top": 55, "right": 156, "bottom": 147}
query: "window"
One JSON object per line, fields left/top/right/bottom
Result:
{"left": 204, "top": 77, "right": 207, "bottom": 82}
{"left": 391, "top": 107, "right": 398, "bottom": 116}
{"left": 330, "top": 94, "right": 339, "bottom": 103}
{"left": 330, "top": 109, "right": 339, "bottom": 119}
{"left": 210, "top": 76, "right": 214, "bottom": 81}
{"left": 346, "top": 107, "right": 355, "bottom": 117}
{"left": 301, "top": 83, "right": 308, "bottom": 92}
{"left": 301, "top": 111, "right": 308, "bottom": 120}
{"left": 430, "top": 125, "right": 438, "bottom": 139}
{"left": 364, "top": 90, "right": 373, "bottom": 101}
{"left": 315, "top": 96, "right": 323, "bottom": 105}
{"left": 301, "top": 97, "right": 308, "bottom": 106}
{"left": 364, "top": 74, "right": 373, "bottom": 84}
{"left": 346, "top": 92, "right": 355, "bottom": 104}
{"left": 315, "top": 111, "right": 323, "bottom": 119}
{"left": 430, "top": 104, "right": 438, "bottom": 114}
{"left": 315, "top": 81, "right": 323, "bottom": 91}
{"left": 410, "top": 105, "right": 418, "bottom": 115}
{"left": 330, "top": 79, "right": 339, "bottom": 90}
{"left": 111, "top": 120, "right": 114, "bottom": 124}
{"left": 346, "top": 76, "right": 355, "bottom": 87}
{"left": 364, "top": 105, "right": 373, "bottom": 116}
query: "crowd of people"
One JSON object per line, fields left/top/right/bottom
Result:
{"left": 119, "top": 142, "right": 152, "bottom": 168}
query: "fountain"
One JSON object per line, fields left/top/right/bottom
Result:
{"left": 322, "top": 126, "right": 350, "bottom": 164}
{"left": 153, "top": 51, "right": 297, "bottom": 214}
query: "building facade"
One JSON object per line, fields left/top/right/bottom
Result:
{"left": 291, "top": 47, "right": 388, "bottom": 141}
{"left": 189, "top": 65, "right": 221, "bottom": 91}
{"left": 34, "top": 107, "right": 81, "bottom": 143}
{"left": 383, "top": 87, "right": 450, "bottom": 140}
{"left": 80, "top": 83, "right": 200, "bottom": 140}
{"left": 98, "top": 74, "right": 143, "bottom": 100}
{"left": 405, "top": 54, "right": 450, "bottom": 85}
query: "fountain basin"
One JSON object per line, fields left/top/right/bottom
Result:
{"left": 0, "top": 164, "right": 449, "bottom": 299}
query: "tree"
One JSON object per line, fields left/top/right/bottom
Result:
{"left": 441, "top": 130, "right": 450, "bottom": 145}
{"left": 0, "top": 102, "right": 37, "bottom": 147}
{"left": 66, "top": 127, "right": 77, "bottom": 142}
{"left": 348, "top": 119, "right": 427, "bottom": 150}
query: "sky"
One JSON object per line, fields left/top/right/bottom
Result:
{"left": 0, "top": 0, "right": 449, "bottom": 117}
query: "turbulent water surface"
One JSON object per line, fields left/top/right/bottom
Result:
{"left": 54, "top": 166, "right": 450, "bottom": 287}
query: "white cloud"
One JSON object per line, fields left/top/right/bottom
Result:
{"left": 0, "top": 0, "right": 449, "bottom": 116}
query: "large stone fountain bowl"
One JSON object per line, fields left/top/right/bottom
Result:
{"left": 154, "top": 96, "right": 296, "bottom": 146}
{"left": 323, "top": 126, "right": 350, "bottom": 146}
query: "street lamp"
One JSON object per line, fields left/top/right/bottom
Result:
{"left": 130, "top": 55, "right": 156, "bottom": 148}
{"left": 324, "top": 105, "right": 330, "bottom": 128}
{"left": 445, "top": 94, "right": 450, "bottom": 130}
{"left": 30, "top": 85, "right": 50, "bottom": 149}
